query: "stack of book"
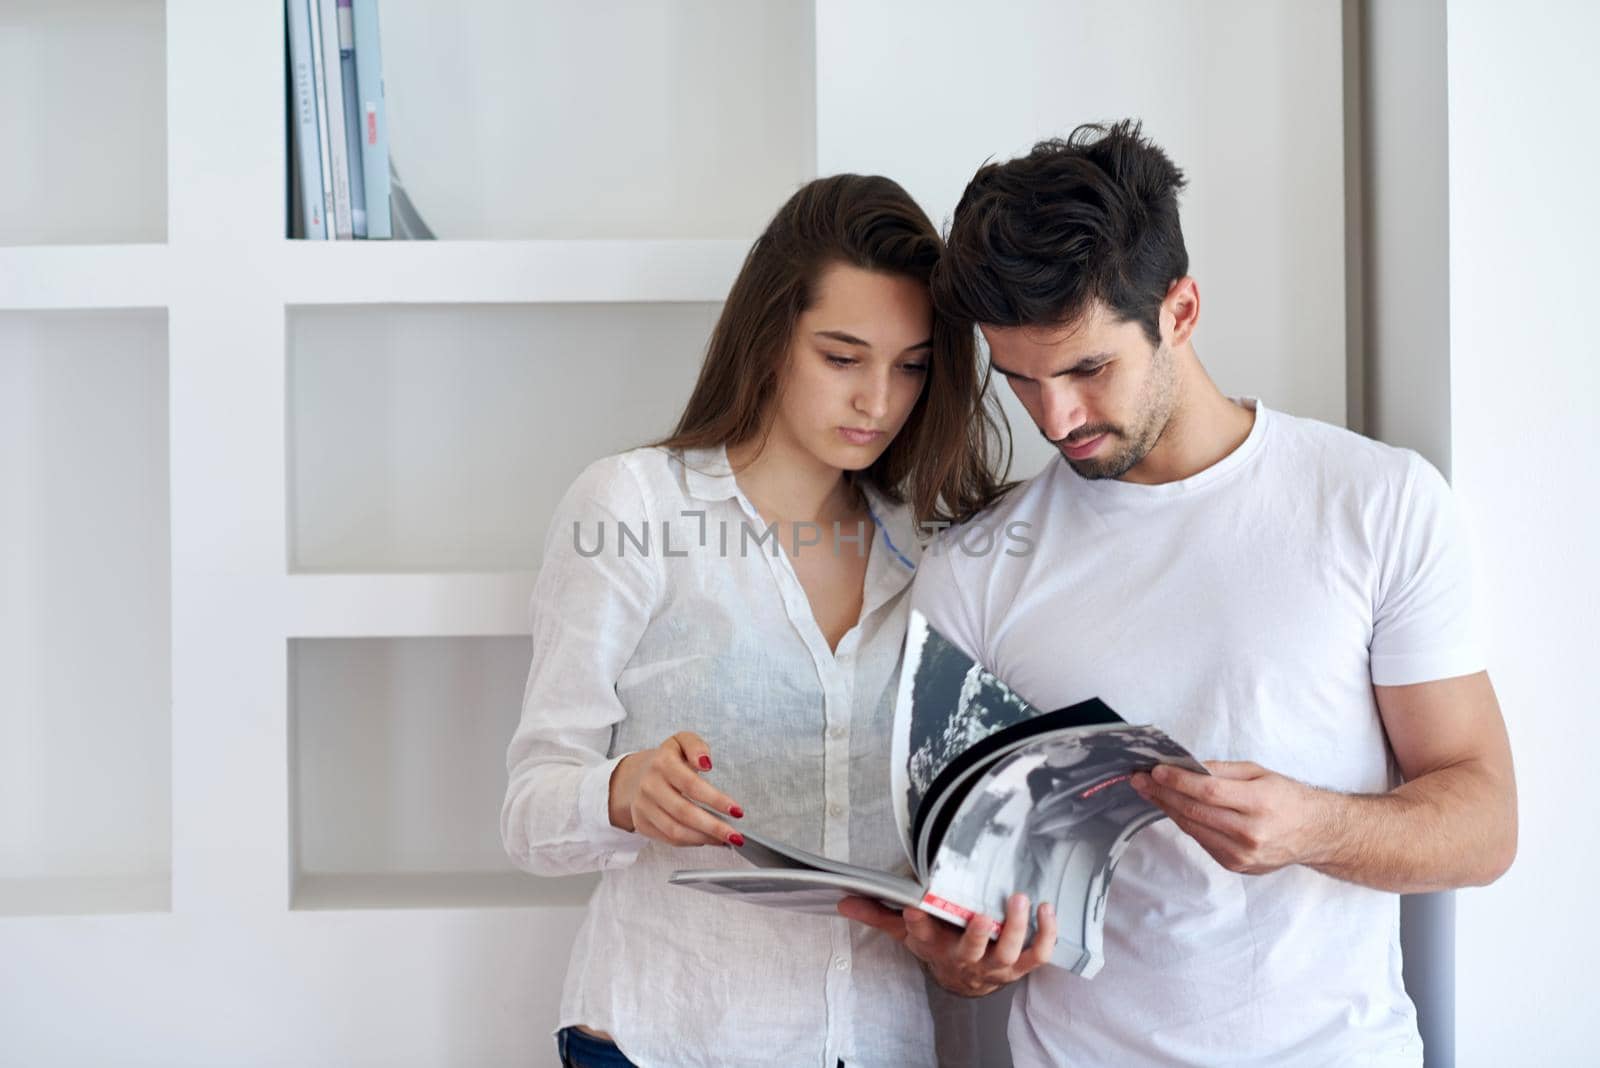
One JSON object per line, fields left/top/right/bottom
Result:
{"left": 286, "top": 0, "right": 391, "bottom": 239}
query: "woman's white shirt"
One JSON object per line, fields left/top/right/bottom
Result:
{"left": 500, "top": 445, "right": 934, "bottom": 1068}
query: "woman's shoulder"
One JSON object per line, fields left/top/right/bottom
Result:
{"left": 561, "top": 445, "right": 715, "bottom": 516}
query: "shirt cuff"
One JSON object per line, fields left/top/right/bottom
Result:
{"left": 577, "top": 752, "right": 648, "bottom": 862}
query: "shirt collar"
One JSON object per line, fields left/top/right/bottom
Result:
{"left": 677, "top": 445, "right": 741, "bottom": 503}
{"left": 671, "top": 444, "right": 923, "bottom": 575}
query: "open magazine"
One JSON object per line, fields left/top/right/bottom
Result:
{"left": 668, "top": 611, "right": 1207, "bottom": 977}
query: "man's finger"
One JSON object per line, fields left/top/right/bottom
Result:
{"left": 955, "top": 913, "right": 995, "bottom": 965}
{"left": 1148, "top": 764, "right": 1249, "bottom": 810}
{"left": 991, "top": 893, "right": 1031, "bottom": 966}
{"left": 1137, "top": 779, "right": 1251, "bottom": 837}
{"left": 1170, "top": 813, "right": 1246, "bottom": 868}
{"left": 1203, "top": 760, "right": 1267, "bottom": 780}
{"left": 901, "top": 907, "right": 951, "bottom": 955}
{"left": 1017, "top": 901, "right": 1058, "bottom": 972}
{"left": 837, "top": 897, "right": 908, "bottom": 941}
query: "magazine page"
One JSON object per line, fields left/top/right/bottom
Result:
{"left": 922, "top": 726, "right": 1206, "bottom": 977}
{"left": 669, "top": 866, "right": 926, "bottom": 916}
{"left": 891, "top": 610, "right": 1049, "bottom": 864}
{"left": 911, "top": 699, "right": 1125, "bottom": 875}
{"left": 724, "top": 824, "right": 916, "bottom": 885}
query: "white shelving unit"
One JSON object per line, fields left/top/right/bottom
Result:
{"left": 0, "top": 2, "right": 1351, "bottom": 1063}
{"left": 0, "top": 3, "right": 806, "bottom": 1061}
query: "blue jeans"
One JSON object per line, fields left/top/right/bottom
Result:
{"left": 555, "top": 1027, "right": 850, "bottom": 1067}
{"left": 555, "top": 1028, "right": 637, "bottom": 1068}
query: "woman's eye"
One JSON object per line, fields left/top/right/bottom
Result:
{"left": 901, "top": 362, "right": 928, "bottom": 374}
{"left": 825, "top": 354, "right": 856, "bottom": 368}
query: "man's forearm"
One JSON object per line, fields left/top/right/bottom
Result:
{"left": 1305, "top": 759, "right": 1517, "bottom": 893}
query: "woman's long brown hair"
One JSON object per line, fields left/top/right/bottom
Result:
{"left": 655, "top": 174, "right": 1012, "bottom": 526}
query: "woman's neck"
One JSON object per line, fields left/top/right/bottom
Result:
{"left": 727, "top": 434, "right": 861, "bottom": 525}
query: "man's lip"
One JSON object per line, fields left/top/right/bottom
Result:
{"left": 1062, "top": 433, "right": 1106, "bottom": 459}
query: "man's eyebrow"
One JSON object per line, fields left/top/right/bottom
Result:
{"left": 989, "top": 352, "right": 1113, "bottom": 381}
{"left": 814, "top": 330, "right": 934, "bottom": 354}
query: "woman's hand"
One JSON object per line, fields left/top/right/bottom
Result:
{"left": 607, "top": 731, "right": 746, "bottom": 847}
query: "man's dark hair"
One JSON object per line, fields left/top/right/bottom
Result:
{"left": 932, "top": 120, "right": 1189, "bottom": 346}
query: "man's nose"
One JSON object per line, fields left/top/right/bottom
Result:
{"left": 1038, "top": 382, "right": 1088, "bottom": 441}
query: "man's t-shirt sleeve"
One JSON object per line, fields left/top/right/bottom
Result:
{"left": 1369, "top": 453, "right": 1486, "bottom": 686}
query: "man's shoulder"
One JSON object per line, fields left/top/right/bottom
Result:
{"left": 1265, "top": 406, "right": 1428, "bottom": 494}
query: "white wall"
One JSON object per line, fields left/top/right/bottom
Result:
{"left": 1355, "top": 2, "right": 1457, "bottom": 1061}
{"left": 1447, "top": 2, "right": 1600, "bottom": 1061}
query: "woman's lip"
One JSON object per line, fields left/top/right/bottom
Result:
{"left": 1063, "top": 433, "right": 1106, "bottom": 460}
{"left": 839, "top": 427, "right": 885, "bottom": 445}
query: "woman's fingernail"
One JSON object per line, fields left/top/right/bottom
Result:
{"left": 728, "top": 833, "right": 745, "bottom": 847}
{"left": 729, "top": 805, "right": 744, "bottom": 819}
{"left": 698, "top": 755, "right": 713, "bottom": 771}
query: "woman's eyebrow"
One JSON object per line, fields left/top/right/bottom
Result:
{"left": 814, "top": 330, "right": 933, "bottom": 354}
{"left": 814, "top": 329, "right": 872, "bottom": 347}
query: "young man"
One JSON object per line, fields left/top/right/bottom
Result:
{"left": 840, "top": 122, "right": 1517, "bottom": 1065}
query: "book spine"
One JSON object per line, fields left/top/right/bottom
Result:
{"left": 304, "top": 0, "right": 337, "bottom": 238}
{"left": 285, "top": 0, "right": 326, "bottom": 239}
{"left": 337, "top": 0, "right": 367, "bottom": 237}
{"left": 317, "top": 0, "right": 354, "bottom": 239}
{"left": 352, "top": 0, "right": 391, "bottom": 239}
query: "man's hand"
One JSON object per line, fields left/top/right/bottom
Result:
{"left": 1131, "top": 761, "right": 1330, "bottom": 875}
{"left": 837, "top": 892, "right": 1056, "bottom": 997}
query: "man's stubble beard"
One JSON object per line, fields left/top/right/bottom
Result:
{"left": 1060, "top": 342, "right": 1180, "bottom": 480}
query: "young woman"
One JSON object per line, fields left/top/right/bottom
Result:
{"left": 500, "top": 174, "right": 1009, "bottom": 1068}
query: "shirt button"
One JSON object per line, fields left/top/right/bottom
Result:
{"left": 829, "top": 803, "right": 845, "bottom": 818}
{"left": 829, "top": 725, "right": 846, "bottom": 740}
{"left": 833, "top": 957, "right": 850, "bottom": 971}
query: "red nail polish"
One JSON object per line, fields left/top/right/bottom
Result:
{"left": 698, "top": 755, "right": 713, "bottom": 771}
{"left": 729, "top": 805, "right": 744, "bottom": 819}
{"left": 728, "top": 833, "right": 745, "bottom": 847}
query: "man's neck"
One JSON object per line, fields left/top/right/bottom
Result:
{"left": 1121, "top": 350, "right": 1256, "bottom": 485}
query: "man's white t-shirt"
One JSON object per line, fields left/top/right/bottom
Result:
{"left": 911, "top": 400, "right": 1481, "bottom": 1067}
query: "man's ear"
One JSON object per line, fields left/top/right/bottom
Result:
{"left": 1161, "top": 277, "right": 1201, "bottom": 346}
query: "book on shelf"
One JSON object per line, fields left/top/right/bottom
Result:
{"left": 300, "top": 0, "right": 338, "bottom": 237}
{"left": 352, "top": 0, "right": 392, "bottom": 239}
{"left": 287, "top": 0, "right": 397, "bottom": 238}
{"left": 335, "top": 0, "right": 368, "bottom": 237}
{"left": 286, "top": 1, "right": 327, "bottom": 239}
{"left": 316, "top": 0, "right": 354, "bottom": 238}
{"left": 669, "top": 611, "right": 1208, "bottom": 978}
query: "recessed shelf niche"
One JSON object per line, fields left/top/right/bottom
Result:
{"left": 288, "top": 635, "right": 595, "bottom": 910}
{"left": 286, "top": 301, "right": 719, "bottom": 573}
{"left": 0, "top": 0, "right": 167, "bottom": 246}
{"left": 0, "top": 308, "right": 171, "bottom": 916}
{"left": 372, "top": 0, "right": 815, "bottom": 240}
